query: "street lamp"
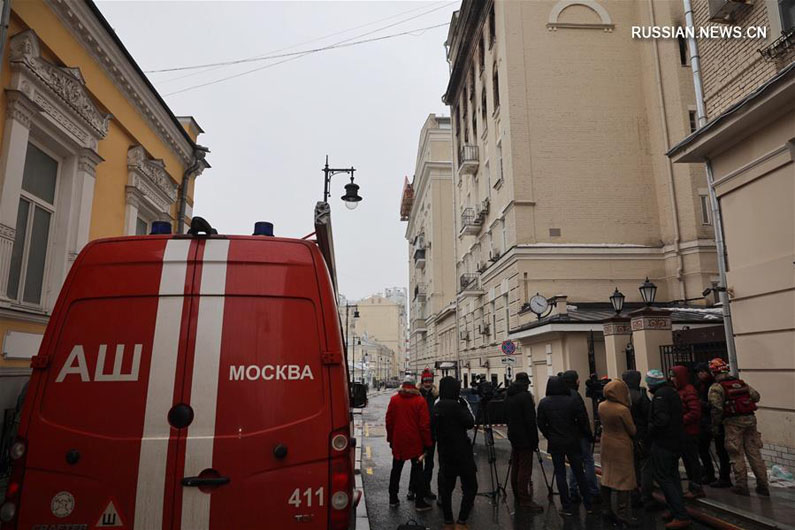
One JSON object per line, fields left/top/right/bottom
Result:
{"left": 639, "top": 277, "right": 657, "bottom": 306}
{"left": 322, "top": 155, "right": 362, "bottom": 208}
{"left": 609, "top": 288, "right": 625, "bottom": 314}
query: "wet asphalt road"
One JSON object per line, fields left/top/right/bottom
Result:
{"left": 360, "top": 391, "right": 710, "bottom": 530}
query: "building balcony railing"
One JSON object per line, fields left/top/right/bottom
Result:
{"left": 459, "top": 273, "right": 483, "bottom": 296}
{"left": 458, "top": 144, "right": 479, "bottom": 175}
{"left": 413, "top": 248, "right": 426, "bottom": 269}
{"left": 460, "top": 207, "right": 482, "bottom": 235}
{"left": 413, "top": 283, "right": 427, "bottom": 301}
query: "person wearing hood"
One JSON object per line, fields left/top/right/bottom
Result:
{"left": 386, "top": 375, "right": 433, "bottom": 511}
{"left": 504, "top": 372, "right": 543, "bottom": 513}
{"left": 412, "top": 368, "right": 439, "bottom": 502}
{"left": 646, "top": 369, "right": 690, "bottom": 529}
{"left": 560, "top": 370, "right": 599, "bottom": 504}
{"left": 621, "top": 370, "right": 655, "bottom": 509}
{"left": 537, "top": 375, "right": 594, "bottom": 516}
{"left": 670, "top": 365, "right": 705, "bottom": 499}
{"left": 694, "top": 362, "right": 731, "bottom": 488}
{"left": 432, "top": 376, "right": 477, "bottom": 530}
{"left": 598, "top": 379, "right": 639, "bottom": 528}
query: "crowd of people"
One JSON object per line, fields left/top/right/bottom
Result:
{"left": 383, "top": 358, "right": 768, "bottom": 530}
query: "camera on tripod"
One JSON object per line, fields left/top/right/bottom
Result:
{"left": 585, "top": 372, "right": 610, "bottom": 402}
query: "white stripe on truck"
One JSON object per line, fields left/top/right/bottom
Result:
{"left": 181, "top": 239, "right": 230, "bottom": 530}
{"left": 134, "top": 239, "right": 191, "bottom": 530}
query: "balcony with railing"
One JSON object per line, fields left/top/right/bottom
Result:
{"left": 458, "top": 144, "right": 479, "bottom": 175}
{"left": 460, "top": 207, "right": 482, "bottom": 235}
{"left": 413, "top": 248, "right": 426, "bottom": 269}
{"left": 459, "top": 273, "right": 483, "bottom": 296}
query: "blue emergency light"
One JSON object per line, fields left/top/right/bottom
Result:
{"left": 150, "top": 221, "right": 172, "bottom": 235}
{"left": 253, "top": 222, "right": 274, "bottom": 236}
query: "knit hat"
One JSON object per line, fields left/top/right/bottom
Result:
{"left": 515, "top": 372, "right": 530, "bottom": 385}
{"left": 421, "top": 369, "right": 434, "bottom": 382}
{"left": 645, "top": 369, "right": 666, "bottom": 387}
{"left": 403, "top": 375, "right": 417, "bottom": 387}
{"left": 709, "top": 358, "right": 729, "bottom": 374}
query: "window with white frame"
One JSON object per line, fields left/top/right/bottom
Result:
{"left": 495, "top": 140, "right": 504, "bottom": 187}
{"left": 490, "top": 299, "right": 497, "bottom": 340}
{"left": 7, "top": 142, "right": 59, "bottom": 306}
{"left": 503, "top": 293, "right": 510, "bottom": 337}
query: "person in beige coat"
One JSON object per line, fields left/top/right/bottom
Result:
{"left": 599, "top": 379, "right": 639, "bottom": 528}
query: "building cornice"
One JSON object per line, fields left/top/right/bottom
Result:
{"left": 44, "top": 0, "right": 197, "bottom": 165}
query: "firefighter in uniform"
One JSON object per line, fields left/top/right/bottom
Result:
{"left": 707, "top": 358, "right": 770, "bottom": 497}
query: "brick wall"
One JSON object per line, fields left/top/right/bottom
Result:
{"left": 693, "top": 0, "right": 792, "bottom": 118}
{"left": 761, "top": 442, "right": 795, "bottom": 470}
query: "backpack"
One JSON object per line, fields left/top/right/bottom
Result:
{"left": 719, "top": 378, "right": 757, "bottom": 416}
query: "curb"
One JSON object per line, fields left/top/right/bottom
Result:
{"left": 353, "top": 412, "right": 370, "bottom": 530}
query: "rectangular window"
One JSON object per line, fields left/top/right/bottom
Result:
{"left": 484, "top": 161, "right": 491, "bottom": 195}
{"left": 492, "top": 64, "right": 500, "bottom": 110}
{"left": 489, "top": 4, "right": 496, "bottom": 47}
{"left": 677, "top": 35, "right": 688, "bottom": 65}
{"left": 490, "top": 300, "right": 497, "bottom": 340}
{"left": 491, "top": 373, "right": 498, "bottom": 386}
{"left": 8, "top": 143, "right": 58, "bottom": 306}
{"left": 780, "top": 0, "right": 795, "bottom": 32}
{"left": 481, "top": 89, "right": 487, "bottom": 121}
{"left": 503, "top": 293, "right": 510, "bottom": 337}
{"left": 689, "top": 110, "right": 697, "bottom": 133}
{"left": 700, "top": 195, "right": 711, "bottom": 225}
{"left": 479, "top": 35, "right": 485, "bottom": 72}
{"left": 496, "top": 140, "right": 504, "bottom": 185}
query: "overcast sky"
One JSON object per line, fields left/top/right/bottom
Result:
{"left": 98, "top": 0, "right": 457, "bottom": 301}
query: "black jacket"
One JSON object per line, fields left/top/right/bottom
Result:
{"left": 695, "top": 375, "right": 714, "bottom": 432}
{"left": 622, "top": 370, "right": 650, "bottom": 441}
{"left": 561, "top": 369, "right": 594, "bottom": 440}
{"left": 432, "top": 377, "right": 476, "bottom": 468}
{"left": 647, "top": 382, "right": 684, "bottom": 451}
{"left": 537, "top": 376, "right": 591, "bottom": 454}
{"left": 420, "top": 385, "right": 438, "bottom": 440}
{"left": 504, "top": 382, "right": 539, "bottom": 450}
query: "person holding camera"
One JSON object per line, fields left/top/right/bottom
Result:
{"left": 561, "top": 370, "right": 600, "bottom": 504}
{"left": 504, "top": 372, "right": 544, "bottom": 513}
{"left": 432, "top": 376, "right": 478, "bottom": 530}
{"left": 537, "top": 375, "right": 595, "bottom": 516}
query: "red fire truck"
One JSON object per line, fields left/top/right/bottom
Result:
{"left": 1, "top": 207, "right": 363, "bottom": 529}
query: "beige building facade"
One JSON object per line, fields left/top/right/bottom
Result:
{"left": 401, "top": 114, "right": 457, "bottom": 377}
{"left": 348, "top": 288, "right": 407, "bottom": 379}
{"left": 668, "top": 0, "right": 795, "bottom": 464}
{"left": 443, "top": 0, "right": 720, "bottom": 397}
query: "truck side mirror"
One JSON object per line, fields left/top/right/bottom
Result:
{"left": 350, "top": 382, "right": 368, "bottom": 408}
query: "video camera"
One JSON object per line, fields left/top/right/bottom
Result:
{"left": 585, "top": 373, "right": 610, "bottom": 402}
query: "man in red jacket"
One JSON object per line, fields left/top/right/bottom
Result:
{"left": 386, "top": 375, "right": 433, "bottom": 511}
{"left": 671, "top": 365, "right": 706, "bottom": 499}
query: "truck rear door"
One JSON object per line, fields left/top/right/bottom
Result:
{"left": 175, "top": 238, "right": 333, "bottom": 529}
{"left": 16, "top": 238, "right": 199, "bottom": 530}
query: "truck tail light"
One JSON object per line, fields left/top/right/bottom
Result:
{"left": 1, "top": 438, "right": 27, "bottom": 529}
{"left": 328, "top": 427, "right": 353, "bottom": 530}
{"left": 328, "top": 456, "right": 353, "bottom": 530}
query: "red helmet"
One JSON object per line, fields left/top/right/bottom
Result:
{"left": 709, "top": 358, "right": 729, "bottom": 374}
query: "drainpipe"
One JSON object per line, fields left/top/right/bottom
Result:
{"left": 0, "top": 0, "right": 12, "bottom": 78}
{"left": 683, "top": 0, "right": 739, "bottom": 377}
{"left": 177, "top": 147, "right": 207, "bottom": 234}
{"left": 648, "top": 0, "right": 686, "bottom": 303}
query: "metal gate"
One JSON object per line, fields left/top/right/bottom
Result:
{"left": 660, "top": 325, "right": 728, "bottom": 376}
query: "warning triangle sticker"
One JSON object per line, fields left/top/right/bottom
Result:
{"left": 95, "top": 500, "right": 124, "bottom": 528}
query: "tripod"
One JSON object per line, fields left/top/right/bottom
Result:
{"left": 472, "top": 399, "right": 508, "bottom": 504}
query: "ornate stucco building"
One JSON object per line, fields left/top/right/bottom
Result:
{"left": 0, "top": 0, "right": 209, "bottom": 423}
{"left": 442, "top": 0, "right": 720, "bottom": 396}
{"left": 346, "top": 289, "right": 407, "bottom": 380}
{"left": 668, "top": 0, "right": 795, "bottom": 464}
{"left": 401, "top": 114, "right": 456, "bottom": 377}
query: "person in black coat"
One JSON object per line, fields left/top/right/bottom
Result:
{"left": 504, "top": 372, "right": 543, "bottom": 512}
{"left": 645, "top": 370, "right": 690, "bottom": 528}
{"left": 537, "top": 376, "right": 594, "bottom": 516}
{"left": 561, "top": 370, "right": 599, "bottom": 503}
{"left": 622, "top": 369, "right": 655, "bottom": 508}
{"left": 432, "top": 376, "right": 478, "bottom": 528}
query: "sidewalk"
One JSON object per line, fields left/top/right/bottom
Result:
{"left": 589, "top": 448, "right": 795, "bottom": 530}
{"left": 352, "top": 389, "right": 391, "bottom": 530}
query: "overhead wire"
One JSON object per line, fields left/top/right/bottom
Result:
{"left": 153, "top": 1, "right": 452, "bottom": 85}
{"left": 163, "top": 22, "right": 449, "bottom": 96}
{"left": 149, "top": 2, "right": 454, "bottom": 75}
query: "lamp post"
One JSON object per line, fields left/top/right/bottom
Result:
{"left": 322, "top": 155, "right": 362, "bottom": 209}
{"left": 609, "top": 288, "right": 625, "bottom": 314}
{"left": 344, "top": 304, "right": 359, "bottom": 352}
{"left": 639, "top": 277, "right": 658, "bottom": 306}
